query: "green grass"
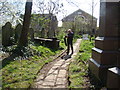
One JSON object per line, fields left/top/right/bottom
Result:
{"left": 2, "top": 56, "right": 51, "bottom": 88}
{"left": 1, "top": 44, "right": 63, "bottom": 88}
{"left": 0, "top": 30, "right": 1, "bottom": 45}
{"left": 68, "top": 40, "right": 94, "bottom": 88}
{"left": 56, "top": 28, "right": 80, "bottom": 48}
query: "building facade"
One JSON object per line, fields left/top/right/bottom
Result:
{"left": 62, "top": 9, "right": 97, "bottom": 35}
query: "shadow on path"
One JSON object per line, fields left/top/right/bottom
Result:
{"left": 1, "top": 54, "right": 19, "bottom": 69}
{"left": 61, "top": 53, "right": 73, "bottom": 60}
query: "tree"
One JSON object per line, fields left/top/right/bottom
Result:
{"left": 35, "top": 0, "right": 63, "bottom": 15}
{"left": 18, "top": 0, "right": 32, "bottom": 47}
{"left": 33, "top": 0, "right": 64, "bottom": 38}
{"left": 30, "top": 14, "right": 50, "bottom": 38}
{"left": 0, "top": 0, "right": 24, "bottom": 26}
{"left": 87, "top": 0, "right": 98, "bottom": 35}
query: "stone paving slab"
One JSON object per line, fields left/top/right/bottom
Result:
{"left": 54, "top": 60, "right": 64, "bottom": 66}
{"left": 61, "top": 64, "right": 67, "bottom": 69}
{"left": 32, "top": 39, "right": 81, "bottom": 88}
{"left": 57, "top": 73, "right": 66, "bottom": 78}
{"left": 44, "top": 75, "right": 57, "bottom": 81}
{"left": 35, "top": 74, "right": 44, "bottom": 81}
{"left": 36, "top": 80, "right": 44, "bottom": 85}
{"left": 56, "top": 78, "right": 67, "bottom": 85}
{"left": 42, "top": 81, "right": 55, "bottom": 86}
{"left": 47, "top": 69, "right": 55, "bottom": 75}
{"left": 52, "top": 70, "right": 59, "bottom": 75}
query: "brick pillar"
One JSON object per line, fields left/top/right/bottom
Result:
{"left": 89, "top": 0, "right": 120, "bottom": 85}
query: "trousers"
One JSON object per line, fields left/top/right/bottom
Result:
{"left": 67, "top": 41, "right": 73, "bottom": 55}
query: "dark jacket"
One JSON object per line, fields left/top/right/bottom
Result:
{"left": 67, "top": 32, "right": 74, "bottom": 43}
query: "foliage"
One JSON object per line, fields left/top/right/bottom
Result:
{"left": 18, "top": 1, "right": 33, "bottom": 47}
{"left": 80, "top": 40, "right": 94, "bottom": 53}
{"left": 62, "top": 15, "right": 93, "bottom": 37}
{"left": 2, "top": 45, "right": 38, "bottom": 61}
{"left": 2, "top": 56, "right": 47, "bottom": 88}
{"left": 2, "top": 43, "right": 62, "bottom": 88}
{"left": 34, "top": 0, "right": 64, "bottom": 15}
{"left": 2, "top": 45, "right": 17, "bottom": 52}
{"left": 69, "top": 39, "right": 94, "bottom": 88}
{"left": 0, "top": 29, "right": 1, "bottom": 44}
{"left": 31, "top": 14, "right": 50, "bottom": 38}
{"left": 0, "top": 0, "right": 25, "bottom": 26}
{"left": 56, "top": 28, "right": 66, "bottom": 40}
{"left": 57, "top": 27, "right": 83, "bottom": 46}
{"left": 31, "top": 45, "right": 55, "bottom": 58}
{"left": 56, "top": 27, "right": 81, "bottom": 50}
{"left": 59, "top": 41, "right": 66, "bottom": 50}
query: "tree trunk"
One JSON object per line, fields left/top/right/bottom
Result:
{"left": 18, "top": 0, "right": 32, "bottom": 47}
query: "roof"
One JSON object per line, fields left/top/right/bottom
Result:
{"left": 62, "top": 9, "right": 97, "bottom": 22}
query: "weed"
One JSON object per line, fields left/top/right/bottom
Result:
{"left": 2, "top": 43, "right": 62, "bottom": 88}
{"left": 69, "top": 39, "right": 94, "bottom": 88}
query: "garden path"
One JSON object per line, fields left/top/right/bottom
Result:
{"left": 32, "top": 39, "right": 82, "bottom": 88}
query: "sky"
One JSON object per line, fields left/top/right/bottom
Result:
{"left": 58, "top": 0, "right": 100, "bottom": 20}
{"left": 32, "top": 0, "right": 100, "bottom": 27}
{"left": 56, "top": 0, "right": 100, "bottom": 26}
{"left": 0, "top": 0, "right": 100, "bottom": 26}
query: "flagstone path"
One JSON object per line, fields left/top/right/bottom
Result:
{"left": 32, "top": 39, "right": 82, "bottom": 89}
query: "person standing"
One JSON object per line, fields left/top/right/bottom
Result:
{"left": 64, "top": 29, "right": 74, "bottom": 55}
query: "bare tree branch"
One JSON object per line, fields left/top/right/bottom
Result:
{"left": 0, "top": 0, "right": 24, "bottom": 26}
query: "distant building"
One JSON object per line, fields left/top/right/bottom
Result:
{"left": 62, "top": 9, "right": 97, "bottom": 35}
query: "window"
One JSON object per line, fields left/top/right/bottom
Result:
{"left": 78, "top": 12, "right": 82, "bottom": 15}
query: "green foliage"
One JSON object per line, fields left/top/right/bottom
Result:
{"left": 2, "top": 44, "right": 61, "bottom": 88}
{"left": 31, "top": 45, "right": 55, "bottom": 58}
{"left": 74, "top": 34, "right": 82, "bottom": 39}
{"left": 56, "top": 28, "right": 66, "bottom": 40}
{"left": 56, "top": 27, "right": 81, "bottom": 49}
{"left": 31, "top": 14, "right": 50, "bottom": 37}
{"left": 78, "top": 40, "right": 94, "bottom": 62}
{"left": 80, "top": 40, "right": 94, "bottom": 53}
{"left": 69, "top": 61, "right": 88, "bottom": 88}
{"left": 31, "top": 14, "right": 50, "bottom": 28}
{"left": 69, "top": 39, "right": 94, "bottom": 88}
{"left": 2, "top": 57, "right": 43, "bottom": 88}
{"left": 59, "top": 41, "right": 66, "bottom": 49}
{"left": 2, "top": 45, "right": 17, "bottom": 52}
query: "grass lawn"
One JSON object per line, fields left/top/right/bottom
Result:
{"left": 1, "top": 42, "right": 65, "bottom": 88}
{"left": 68, "top": 39, "right": 95, "bottom": 88}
